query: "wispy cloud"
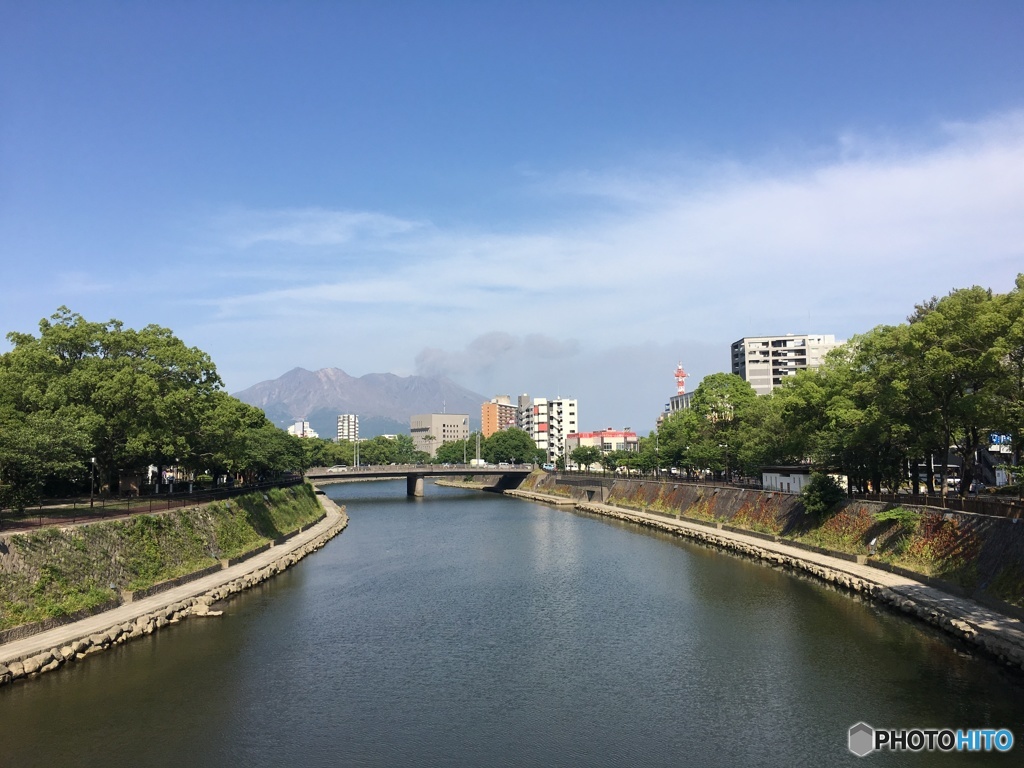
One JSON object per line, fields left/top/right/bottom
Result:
{"left": 52, "top": 272, "right": 114, "bottom": 295}
{"left": 199, "top": 110, "right": 1024, "bottom": 423}
{"left": 216, "top": 207, "right": 425, "bottom": 249}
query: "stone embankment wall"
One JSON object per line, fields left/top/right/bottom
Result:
{"left": 520, "top": 472, "right": 1024, "bottom": 610}
{"left": 0, "top": 484, "right": 324, "bottom": 635}
{"left": 572, "top": 501, "right": 1024, "bottom": 671}
{"left": 0, "top": 492, "right": 348, "bottom": 688}
{"left": 513, "top": 471, "right": 1024, "bottom": 669}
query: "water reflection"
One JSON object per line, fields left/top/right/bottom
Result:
{"left": 1, "top": 480, "right": 1022, "bottom": 767}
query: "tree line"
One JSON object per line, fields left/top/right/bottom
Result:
{"left": 0, "top": 309, "right": 307, "bottom": 509}
{"left": 302, "top": 427, "right": 545, "bottom": 468}
{"left": 652, "top": 276, "right": 1024, "bottom": 495}
{"left": 0, "top": 308, "right": 547, "bottom": 509}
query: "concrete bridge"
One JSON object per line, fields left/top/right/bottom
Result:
{"left": 305, "top": 463, "right": 533, "bottom": 496}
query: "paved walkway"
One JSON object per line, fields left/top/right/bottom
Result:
{"left": 0, "top": 496, "right": 346, "bottom": 666}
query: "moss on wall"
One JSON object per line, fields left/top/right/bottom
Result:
{"left": 0, "top": 483, "right": 322, "bottom": 631}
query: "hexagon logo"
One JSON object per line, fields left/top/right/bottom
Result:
{"left": 849, "top": 722, "right": 875, "bottom": 757}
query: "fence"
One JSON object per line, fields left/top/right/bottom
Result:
{"left": 848, "top": 490, "right": 1024, "bottom": 519}
{"left": 553, "top": 470, "right": 1024, "bottom": 519}
{"left": 0, "top": 477, "right": 305, "bottom": 532}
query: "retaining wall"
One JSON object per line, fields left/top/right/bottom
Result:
{"left": 0, "top": 501, "right": 346, "bottom": 688}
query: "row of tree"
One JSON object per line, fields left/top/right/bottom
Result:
{"left": 5, "top": 277, "right": 1020, "bottom": 506}
{"left": 650, "top": 276, "right": 1024, "bottom": 495}
{"left": 0, "top": 308, "right": 547, "bottom": 509}
{"left": 299, "top": 427, "right": 544, "bottom": 469}
{"left": 0, "top": 309, "right": 308, "bottom": 509}
{"left": 432, "top": 428, "right": 544, "bottom": 465}
{"left": 299, "top": 433, "right": 429, "bottom": 468}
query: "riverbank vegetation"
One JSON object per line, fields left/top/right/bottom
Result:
{"left": 650, "top": 276, "right": 1023, "bottom": 495}
{"left": 0, "top": 309, "right": 308, "bottom": 509}
{"left": 524, "top": 468, "right": 1024, "bottom": 606}
{"left": 0, "top": 484, "right": 322, "bottom": 631}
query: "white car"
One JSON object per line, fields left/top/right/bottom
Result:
{"left": 326, "top": 465, "right": 349, "bottom": 473}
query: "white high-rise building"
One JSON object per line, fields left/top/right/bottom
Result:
{"left": 287, "top": 420, "right": 319, "bottom": 438}
{"left": 731, "top": 334, "right": 844, "bottom": 396}
{"left": 517, "top": 395, "right": 578, "bottom": 463}
{"left": 337, "top": 414, "right": 359, "bottom": 442}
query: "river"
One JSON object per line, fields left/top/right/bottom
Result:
{"left": 1, "top": 481, "right": 1022, "bottom": 767}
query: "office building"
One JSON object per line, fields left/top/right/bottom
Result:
{"left": 410, "top": 413, "right": 470, "bottom": 458}
{"left": 731, "top": 334, "right": 844, "bottom": 396}
{"left": 565, "top": 428, "right": 639, "bottom": 455}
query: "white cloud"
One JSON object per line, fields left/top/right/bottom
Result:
{"left": 197, "top": 111, "right": 1024, "bottom": 428}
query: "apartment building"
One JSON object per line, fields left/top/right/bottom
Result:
{"left": 517, "top": 394, "right": 578, "bottom": 463}
{"left": 731, "top": 334, "right": 844, "bottom": 396}
{"left": 336, "top": 414, "right": 359, "bottom": 442}
{"left": 286, "top": 420, "right": 319, "bottom": 438}
{"left": 481, "top": 395, "right": 517, "bottom": 438}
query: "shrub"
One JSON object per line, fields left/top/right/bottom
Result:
{"left": 873, "top": 506, "right": 919, "bottom": 525}
{"left": 801, "top": 473, "right": 846, "bottom": 519}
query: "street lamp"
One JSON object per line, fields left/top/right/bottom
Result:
{"left": 719, "top": 443, "right": 729, "bottom": 483}
{"left": 90, "top": 457, "right": 96, "bottom": 508}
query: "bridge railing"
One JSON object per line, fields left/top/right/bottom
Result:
{"left": 307, "top": 462, "right": 535, "bottom": 476}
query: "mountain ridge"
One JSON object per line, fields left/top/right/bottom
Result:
{"left": 233, "top": 367, "right": 487, "bottom": 438}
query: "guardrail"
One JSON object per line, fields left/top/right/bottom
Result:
{"left": 0, "top": 477, "right": 305, "bottom": 532}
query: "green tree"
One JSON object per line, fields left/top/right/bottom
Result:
{"left": 569, "top": 446, "right": 602, "bottom": 471}
{"left": 236, "top": 423, "right": 305, "bottom": 481}
{"left": 993, "top": 275, "right": 1024, "bottom": 467}
{"left": 434, "top": 437, "right": 469, "bottom": 464}
{"left": 358, "top": 436, "right": 397, "bottom": 465}
{"left": 1, "top": 308, "right": 221, "bottom": 491}
{"left": 656, "top": 409, "right": 704, "bottom": 476}
{"left": 483, "top": 428, "right": 542, "bottom": 464}
{"left": 392, "top": 434, "right": 429, "bottom": 463}
{"left": 0, "top": 409, "right": 91, "bottom": 509}
{"left": 690, "top": 372, "right": 757, "bottom": 424}
{"left": 800, "top": 473, "right": 846, "bottom": 519}
{"left": 902, "top": 287, "right": 1008, "bottom": 495}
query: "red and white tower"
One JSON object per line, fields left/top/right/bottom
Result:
{"left": 674, "top": 362, "right": 689, "bottom": 395}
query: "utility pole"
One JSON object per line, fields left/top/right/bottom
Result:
{"left": 90, "top": 457, "right": 96, "bottom": 508}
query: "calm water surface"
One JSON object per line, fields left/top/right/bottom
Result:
{"left": 2, "top": 481, "right": 1023, "bottom": 767}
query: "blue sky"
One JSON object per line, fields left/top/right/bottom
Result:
{"left": 2, "top": 1, "right": 1023, "bottom": 433}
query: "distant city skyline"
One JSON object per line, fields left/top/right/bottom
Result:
{"left": 2, "top": 2, "right": 1022, "bottom": 432}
